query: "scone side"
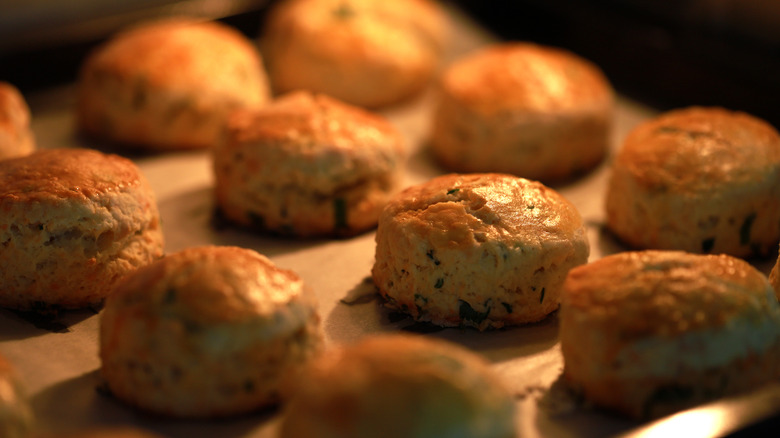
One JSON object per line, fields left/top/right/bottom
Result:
{"left": 0, "top": 183, "right": 163, "bottom": 310}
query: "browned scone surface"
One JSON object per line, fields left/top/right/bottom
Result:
{"left": 100, "top": 245, "right": 323, "bottom": 418}
{"left": 372, "top": 173, "right": 589, "bottom": 330}
{"left": 263, "top": 0, "right": 448, "bottom": 108}
{"left": 214, "top": 91, "right": 405, "bottom": 237}
{"left": 605, "top": 106, "right": 780, "bottom": 257}
{"left": 561, "top": 250, "right": 780, "bottom": 419}
{"left": 0, "top": 148, "right": 164, "bottom": 311}
{"left": 77, "top": 19, "right": 270, "bottom": 150}
{"left": 431, "top": 42, "right": 613, "bottom": 181}
{"left": 0, "top": 82, "right": 35, "bottom": 160}
{"left": 279, "top": 334, "right": 516, "bottom": 438}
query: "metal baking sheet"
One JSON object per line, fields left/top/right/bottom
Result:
{"left": 1, "top": 5, "right": 777, "bottom": 437}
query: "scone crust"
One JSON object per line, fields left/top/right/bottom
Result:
{"left": 0, "top": 82, "right": 35, "bottom": 160}
{"left": 77, "top": 19, "right": 270, "bottom": 150}
{"left": 0, "top": 148, "right": 164, "bottom": 310}
{"left": 214, "top": 91, "right": 405, "bottom": 237}
{"left": 372, "top": 173, "right": 589, "bottom": 329}
{"left": 605, "top": 107, "right": 780, "bottom": 257}
{"left": 560, "top": 250, "right": 780, "bottom": 418}
{"left": 100, "top": 246, "right": 323, "bottom": 417}
{"left": 279, "top": 334, "right": 516, "bottom": 438}
{"left": 431, "top": 42, "right": 613, "bottom": 181}
{"left": 263, "top": 0, "right": 448, "bottom": 108}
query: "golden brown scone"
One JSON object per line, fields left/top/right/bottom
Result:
{"left": 560, "top": 250, "right": 780, "bottom": 419}
{"left": 430, "top": 42, "right": 614, "bottom": 182}
{"left": 605, "top": 107, "right": 780, "bottom": 257}
{"left": 214, "top": 91, "right": 405, "bottom": 237}
{"left": 0, "top": 355, "right": 34, "bottom": 438}
{"left": 279, "top": 334, "right": 516, "bottom": 438}
{"left": 77, "top": 19, "right": 270, "bottom": 150}
{"left": 0, "top": 148, "right": 164, "bottom": 311}
{"left": 372, "top": 173, "right": 589, "bottom": 330}
{"left": 262, "top": 0, "right": 448, "bottom": 108}
{"left": 0, "top": 82, "right": 35, "bottom": 160}
{"left": 100, "top": 246, "right": 323, "bottom": 418}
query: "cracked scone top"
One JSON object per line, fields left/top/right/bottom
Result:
{"left": 100, "top": 245, "right": 323, "bottom": 417}
{"left": 372, "top": 173, "right": 589, "bottom": 330}
{"left": 0, "top": 148, "right": 164, "bottom": 311}
{"left": 214, "top": 91, "right": 405, "bottom": 237}
{"left": 606, "top": 106, "right": 780, "bottom": 257}
{"left": 262, "top": 0, "right": 448, "bottom": 108}
{"left": 77, "top": 19, "right": 270, "bottom": 150}
{"left": 279, "top": 334, "right": 516, "bottom": 438}
{"left": 560, "top": 250, "right": 780, "bottom": 418}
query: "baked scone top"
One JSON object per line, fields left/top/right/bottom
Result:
{"left": 298, "top": 334, "right": 509, "bottom": 396}
{"left": 616, "top": 107, "right": 780, "bottom": 193}
{"left": 224, "top": 92, "right": 404, "bottom": 191}
{"left": 381, "top": 173, "right": 585, "bottom": 250}
{"left": 441, "top": 42, "right": 613, "bottom": 115}
{"left": 563, "top": 251, "right": 777, "bottom": 337}
{"left": 265, "top": 0, "right": 447, "bottom": 61}
{"left": 108, "top": 246, "right": 315, "bottom": 326}
{"left": 82, "top": 19, "right": 267, "bottom": 100}
{"left": 0, "top": 148, "right": 146, "bottom": 202}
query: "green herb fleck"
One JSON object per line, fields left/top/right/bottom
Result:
{"left": 642, "top": 384, "right": 695, "bottom": 418}
{"left": 446, "top": 188, "right": 460, "bottom": 195}
{"left": 701, "top": 237, "right": 715, "bottom": 253}
{"left": 333, "top": 198, "right": 348, "bottom": 231}
{"left": 501, "top": 302, "right": 513, "bottom": 313}
{"left": 248, "top": 212, "right": 265, "bottom": 229}
{"left": 656, "top": 126, "right": 681, "bottom": 135}
{"left": 163, "top": 288, "right": 177, "bottom": 305}
{"left": 458, "top": 300, "right": 491, "bottom": 324}
{"left": 426, "top": 249, "right": 441, "bottom": 265}
{"left": 434, "top": 278, "right": 444, "bottom": 288}
{"left": 539, "top": 287, "right": 546, "bottom": 303}
{"left": 740, "top": 213, "right": 756, "bottom": 246}
{"left": 414, "top": 294, "right": 428, "bottom": 304}
{"left": 333, "top": 2, "right": 354, "bottom": 19}
{"left": 527, "top": 204, "right": 535, "bottom": 210}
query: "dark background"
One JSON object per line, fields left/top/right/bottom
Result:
{"left": 1, "top": 0, "right": 778, "bottom": 127}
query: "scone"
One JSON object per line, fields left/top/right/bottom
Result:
{"left": 279, "top": 334, "right": 516, "bottom": 438}
{"left": 100, "top": 245, "right": 323, "bottom": 417}
{"left": 0, "top": 355, "right": 34, "bottom": 438}
{"left": 0, "top": 82, "right": 35, "bottom": 160}
{"left": 372, "top": 173, "right": 589, "bottom": 330}
{"left": 430, "top": 42, "right": 614, "bottom": 181}
{"left": 0, "top": 148, "right": 164, "bottom": 311}
{"left": 262, "top": 0, "right": 448, "bottom": 108}
{"left": 605, "top": 107, "right": 780, "bottom": 257}
{"left": 560, "top": 250, "right": 780, "bottom": 419}
{"left": 77, "top": 18, "right": 270, "bottom": 150}
{"left": 214, "top": 91, "right": 405, "bottom": 237}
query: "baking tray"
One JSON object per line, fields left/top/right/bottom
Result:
{"left": 1, "top": 4, "right": 777, "bottom": 437}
